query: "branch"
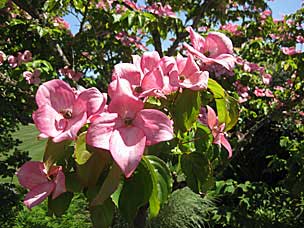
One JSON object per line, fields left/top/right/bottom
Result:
{"left": 78, "top": 0, "right": 91, "bottom": 34}
{"left": 151, "top": 27, "right": 163, "bottom": 57}
{"left": 12, "top": 0, "right": 71, "bottom": 66}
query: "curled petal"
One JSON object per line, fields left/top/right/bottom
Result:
{"left": 205, "top": 32, "right": 234, "bottom": 57}
{"left": 221, "top": 134, "right": 232, "bottom": 158}
{"left": 206, "top": 106, "right": 217, "bottom": 129}
{"left": 110, "top": 127, "right": 146, "bottom": 178}
{"left": 186, "top": 27, "right": 206, "bottom": 53}
{"left": 134, "top": 109, "right": 174, "bottom": 145}
{"left": 112, "top": 63, "right": 142, "bottom": 86}
{"left": 17, "top": 161, "right": 48, "bottom": 190}
{"left": 24, "top": 182, "right": 55, "bottom": 209}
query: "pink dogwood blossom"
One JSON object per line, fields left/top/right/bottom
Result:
{"left": 184, "top": 27, "right": 236, "bottom": 73}
{"left": 54, "top": 17, "right": 70, "bottom": 30}
{"left": 33, "top": 79, "right": 106, "bottom": 142}
{"left": 199, "top": 106, "right": 232, "bottom": 158}
{"left": 16, "top": 161, "right": 66, "bottom": 209}
{"left": 0, "top": 51, "right": 6, "bottom": 65}
{"left": 254, "top": 88, "right": 265, "bottom": 97}
{"left": 109, "top": 51, "right": 164, "bottom": 98}
{"left": 87, "top": 78, "right": 173, "bottom": 178}
{"left": 281, "top": 47, "right": 300, "bottom": 55}
{"left": 23, "top": 69, "right": 41, "bottom": 85}
{"left": 262, "top": 73, "right": 272, "bottom": 85}
{"left": 59, "top": 66, "right": 83, "bottom": 81}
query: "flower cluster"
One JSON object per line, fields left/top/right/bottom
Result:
{"left": 8, "top": 50, "right": 32, "bottom": 68}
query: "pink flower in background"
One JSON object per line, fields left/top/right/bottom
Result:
{"left": 109, "top": 51, "right": 164, "bottom": 98}
{"left": 220, "top": 23, "right": 242, "bottom": 36}
{"left": 254, "top": 88, "right": 265, "bottom": 97}
{"left": 0, "top": 51, "right": 6, "bottom": 65}
{"left": 265, "top": 89, "right": 274, "bottom": 98}
{"left": 296, "top": 35, "right": 304, "bottom": 43}
{"left": 54, "top": 17, "right": 70, "bottom": 30}
{"left": 23, "top": 69, "right": 41, "bottom": 85}
{"left": 281, "top": 47, "right": 300, "bottom": 55}
{"left": 33, "top": 79, "right": 106, "bottom": 142}
{"left": 262, "top": 73, "right": 272, "bottom": 85}
{"left": 199, "top": 106, "right": 232, "bottom": 158}
{"left": 87, "top": 78, "right": 173, "bottom": 177}
{"left": 184, "top": 27, "right": 236, "bottom": 73}
{"left": 165, "top": 54, "right": 209, "bottom": 91}
{"left": 59, "top": 67, "right": 83, "bottom": 81}
{"left": 21, "top": 50, "right": 32, "bottom": 63}
{"left": 8, "top": 55, "right": 18, "bottom": 68}
{"left": 16, "top": 161, "right": 66, "bottom": 209}
{"left": 146, "top": 2, "right": 176, "bottom": 18}
{"left": 260, "top": 9, "right": 272, "bottom": 20}
{"left": 234, "top": 80, "right": 250, "bottom": 103}
{"left": 96, "top": 0, "right": 114, "bottom": 10}
{"left": 7, "top": 50, "right": 32, "bottom": 68}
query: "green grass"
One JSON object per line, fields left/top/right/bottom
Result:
{"left": 12, "top": 124, "right": 47, "bottom": 161}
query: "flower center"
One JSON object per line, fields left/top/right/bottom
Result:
{"left": 124, "top": 117, "right": 133, "bottom": 126}
{"left": 60, "top": 109, "right": 73, "bottom": 119}
{"left": 134, "top": 86, "right": 143, "bottom": 93}
{"left": 179, "top": 75, "right": 185, "bottom": 81}
{"left": 204, "top": 51, "right": 210, "bottom": 57}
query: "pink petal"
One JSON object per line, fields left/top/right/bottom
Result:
{"left": 52, "top": 111, "right": 87, "bottom": 143}
{"left": 186, "top": 27, "right": 206, "bottom": 53}
{"left": 180, "top": 71, "right": 209, "bottom": 90}
{"left": 52, "top": 167, "right": 66, "bottom": 199}
{"left": 110, "top": 127, "right": 146, "bottom": 178}
{"left": 86, "top": 112, "right": 120, "bottom": 150}
{"left": 140, "top": 51, "right": 161, "bottom": 74}
{"left": 33, "top": 105, "right": 64, "bottom": 138}
{"left": 108, "top": 79, "right": 144, "bottom": 119}
{"left": 112, "top": 63, "right": 142, "bottom": 86}
{"left": 35, "top": 79, "right": 75, "bottom": 112}
{"left": 205, "top": 32, "right": 234, "bottom": 57}
{"left": 221, "top": 134, "right": 232, "bottom": 158}
{"left": 76, "top": 88, "right": 107, "bottom": 118}
{"left": 134, "top": 109, "right": 174, "bottom": 145}
{"left": 108, "top": 78, "right": 134, "bottom": 99}
{"left": 179, "top": 54, "right": 200, "bottom": 78}
{"left": 24, "top": 182, "right": 55, "bottom": 209}
{"left": 17, "top": 161, "right": 48, "bottom": 190}
{"left": 206, "top": 106, "right": 217, "bottom": 129}
{"left": 141, "top": 67, "right": 164, "bottom": 94}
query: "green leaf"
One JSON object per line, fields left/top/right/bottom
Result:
{"left": 48, "top": 192, "right": 73, "bottom": 217}
{"left": 142, "top": 155, "right": 173, "bottom": 218}
{"left": 208, "top": 78, "right": 226, "bottom": 98}
{"left": 91, "top": 163, "right": 122, "bottom": 206}
{"left": 181, "top": 152, "right": 212, "bottom": 193}
{"left": 43, "top": 139, "right": 71, "bottom": 171}
{"left": 216, "top": 96, "right": 239, "bottom": 131}
{"left": 65, "top": 172, "right": 83, "bottom": 193}
{"left": 194, "top": 123, "right": 213, "bottom": 154}
{"left": 74, "top": 132, "right": 92, "bottom": 165}
{"left": 118, "top": 161, "right": 153, "bottom": 222}
{"left": 173, "top": 89, "right": 202, "bottom": 132}
{"left": 76, "top": 150, "right": 111, "bottom": 187}
{"left": 90, "top": 198, "right": 115, "bottom": 228}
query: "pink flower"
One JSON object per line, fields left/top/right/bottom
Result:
{"left": 59, "top": 67, "right": 83, "bottom": 81}
{"left": 184, "top": 27, "right": 236, "bottom": 73}
{"left": 145, "top": 3, "right": 176, "bottom": 18}
{"left": 23, "top": 69, "right": 41, "bottom": 85}
{"left": 109, "top": 51, "right": 165, "bottom": 98}
{"left": 199, "top": 106, "right": 232, "bottom": 158}
{"left": 0, "top": 51, "right": 6, "bottom": 65}
{"left": 262, "top": 73, "right": 272, "bottom": 85}
{"left": 265, "top": 89, "right": 274, "bottom": 98}
{"left": 87, "top": 78, "right": 173, "bottom": 178}
{"left": 296, "top": 35, "right": 304, "bottom": 43}
{"left": 21, "top": 50, "right": 32, "bottom": 63}
{"left": 281, "top": 47, "right": 300, "bottom": 55}
{"left": 254, "top": 88, "right": 265, "bottom": 97}
{"left": 54, "top": 17, "right": 70, "bottom": 30}
{"left": 8, "top": 55, "right": 18, "bottom": 68}
{"left": 165, "top": 54, "right": 209, "bottom": 91}
{"left": 33, "top": 79, "right": 107, "bottom": 142}
{"left": 16, "top": 161, "right": 66, "bottom": 209}
{"left": 260, "top": 10, "right": 272, "bottom": 20}
{"left": 220, "top": 23, "right": 242, "bottom": 36}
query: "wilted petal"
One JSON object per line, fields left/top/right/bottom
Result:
{"left": 110, "top": 127, "right": 146, "bottom": 178}
{"left": 33, "top": 105, "right": 64, "bottom": 138}
{"left": 24, "top": 182, "right": 55, "bottom": 209}
{"left": 17, "top": 161, "right": 48, "bottom": 190}
{"left": 36, "top": 79, "right": 75, "bottom": 112}
{"left": 134, "top": 109, "right": 173, "bottom": 145}
{"left": 52, "top": 167, "right": 66, "bottom": 199}
{"left": 86, "top": 112, "right": 120, "bottom": 150}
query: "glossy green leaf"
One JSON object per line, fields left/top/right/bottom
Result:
{"left": 173, "top": 89, "right": 202, "bottom": 132}
{"left": 208, "top": 78, "right": 226, "bottom": 98}
{"left": 118, "top": 161, "right": 153, "bottom": 222}
{"left": 48, "top": 192, "right": 73, "bottom": 217}
{"left": 43, "top": 139, "right": 71, "bottom": 171}
{"left": 91, "top": 163, "right": 122, "bottom": 207}
{"left": 194, "top": 123, "right": 213, "bottom": 154}
{"left": 74, "top": 132, "right": 92, "bottom": 165}
{"left": 76, "top": 150, "right": 111, "bottom": 187}
{"left": 90, "top": 198, "right": 115, "bottom": 228}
